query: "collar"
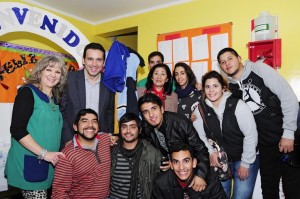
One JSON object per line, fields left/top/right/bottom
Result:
{"left": 26, "top": 84, "right": 50, "bottom": 103}
{"left": 73, "top": 133, "right": 101, "bottom": 151}
{"left": 84, "top": 69, "right": 101, "bottom": 84}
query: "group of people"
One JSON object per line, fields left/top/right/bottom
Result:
{"left": 4, "top": 42, "right": 300, "bottom": 199}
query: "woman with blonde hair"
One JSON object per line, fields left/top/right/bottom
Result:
{"left": 5, "top": 55, "right": 68, "bottom": 199}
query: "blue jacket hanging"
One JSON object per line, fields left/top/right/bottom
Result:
{"left": 103, "top": 41, "right": 130, "bottom": 93}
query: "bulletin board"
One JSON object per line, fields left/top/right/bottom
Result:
{"left": 157, "top": 22, "right": 232, "bottom": 82}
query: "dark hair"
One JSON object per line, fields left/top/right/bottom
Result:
{"left": 202, "top": 70, "right": 228, "bottom": 92}
{"left": 148, "top": 51, "right": 164, "bottom": 63}
{"left": 74, "top": 108, "right": 98, "bottom": 126}
{"left": 173, "top": 62, "right": 197, "bottom": 88}
{"left": 145, "top": 63, "right": 173, "bottom": 95}
{"left": 119, "top": 113, "right": 141, "bottom": 131}
{"left": 138, "top": 93, "right": 163, "bottom": 113}
{"left": 83, "top": 42, "right": 106, "bottom": 61}
{"left": 170, "top": 143, "right": 195, "bottom": 160}
{"left": 217, "top": 47, "right": 239, "bottom": 64}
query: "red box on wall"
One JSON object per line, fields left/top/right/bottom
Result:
{"left": 247, "top": 39, "right": 281, "bottom": 69}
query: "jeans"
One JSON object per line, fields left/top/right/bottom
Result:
{"left": 221, "top": 155, "right": 259, "bottom": 199}
{"left": 259, "top": 145, "right": 300, "bottom": 199}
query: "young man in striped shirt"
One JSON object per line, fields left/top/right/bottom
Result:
{"left": 52, "top": 109, "right": 111, "bottom": 199}
{"left": 110, "top": 113, "right": 162, "bottom": 199}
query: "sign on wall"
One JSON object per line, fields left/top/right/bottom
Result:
{"left": 0, "top": 41, "right": 79, "bottom": 103}
{"left": 0, "top": 2, "right": 90, "bottom": 66}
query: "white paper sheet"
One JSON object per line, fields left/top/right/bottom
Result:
{"left": 211, "top": 33, "right": 229, "bottom": 60}
{"left": 173, "top": 37, "right": 189, "bottom": 62}
{"left": 192, "top": 34, "right": 209, "bottom": 60}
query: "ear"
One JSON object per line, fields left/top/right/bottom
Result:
{"left": 192, "top": 158, "right": 197, "bottom": 168}
{"left": 238, "top": 55, "right": 242, "bottom": 63}
{"left": 82, "top": 57, "right": 85, "bottom": 67}
{"left": 170, "top": 161, "right": 174, "bottom": 170}
{"left": 166, "top": 79, "right": 168, "bottom": 82}
{"left": 161, "top": 106, "right": 164, "bottom": 114}
{"left": 73, "top": 124, "right": 78, "bottom": 132}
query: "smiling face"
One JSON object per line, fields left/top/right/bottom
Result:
{"left": 219, "top": 51, "right": 243, "bottom": 79}
{"left": 73, "top": 113, "right": 99, "bottom": 143}
{"left": 171, "top": 150, "right": 197, "bottom": 182}
{"left": 120, "top": 120, "right": 139, "bottom": 144}
{"left": 204, "top": 77, "right": 225, "bottom": 107}
{"left": 140, "top": 102, "right": 164, "bottom": 128}
{"left": 152, "top": 67, "right": 168, "bottom": 89}
{"left": 40, "top": 64, "right": 62, "bottom": 93}
{"left": 174, "top": 66, "right": 188, "bottom": 89}
{"left": 82, "top": 49, "right": 105, "bottom": 80}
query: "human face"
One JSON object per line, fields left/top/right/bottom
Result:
{"left": 219, "top": 51, "right": 243, "bottom": 79}
{"left": 120, "top": 120, "right": 139, "bottom": 143}
{"left": 40, "top": 64, "right": 62, "bottom": 93}
{"left": 140, "top": 102, "right": 164, "bottom": 128}
{"left": 149, "top": 55, "right": 163, "bottom": 68}
{"left": 73, "top": 113, "right": 99, "bottom": 142}
{"left": 152, "top": 67, "right": 168, "bottom": 89}
{"left": 171, "top": 150, "right": 197, "bottom": 182}
{"left": 174, "top": 66, "right": 188, "bottom": 89}
{"left": 204, "top": 78, "right": 224, "bottom": 107}
{"left": 82, "top": 49, "right": 105, "bottom": 80}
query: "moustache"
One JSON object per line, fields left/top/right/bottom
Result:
{"left": 83, "top": 127, "right": 96, "bottom": 131}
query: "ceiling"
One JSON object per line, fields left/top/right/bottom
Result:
{"left": 22, "top": 0, "right": 191, "bottom": 25}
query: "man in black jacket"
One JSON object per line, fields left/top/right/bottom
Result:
{"left": 152, "top": 143, "right": 227, "bottom": 199}
{"left": 138, "top": 93, "right": 209, "bottom": 192}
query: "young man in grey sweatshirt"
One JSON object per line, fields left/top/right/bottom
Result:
{"left": 217, "top": 47, "right": 300, "bottom": 199}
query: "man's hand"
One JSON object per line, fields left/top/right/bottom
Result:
{"left": 160, "top": 161, "right": 171, "bottom": 171}
{"left": 238, "top": 165, "right": 249, "bottom": 180}
{"left": 110, "top": 134, "right": 119, "bottom": 146}
{"left": 279, "top": 138, "right": 294, "bottom": 153}
{"left": 188, "top": 175, "right": 206, "bottom": 192}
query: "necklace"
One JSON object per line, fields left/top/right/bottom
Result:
{"left": 47, "top": 95, "right": 56, "bottom": 111}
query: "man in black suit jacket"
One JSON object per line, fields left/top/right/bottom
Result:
{"left": 60, "top": 43, "right": 115, "bottom": 145}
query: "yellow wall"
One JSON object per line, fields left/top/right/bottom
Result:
{"left": 2, "top": 0, "right": 300, "bottom": 98}
{"left": 95, "top": 0, "right": 300, "bottom": 98}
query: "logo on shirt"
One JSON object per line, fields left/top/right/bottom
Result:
{"left": 242, "top": 79, "right": 266, "bottom": 115}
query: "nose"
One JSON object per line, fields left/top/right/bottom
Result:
{"left": 149, "top": 110, "right": 154, "bottom": 117}
{"left": 179, "top": 163, "right": 184, "bottom": 170}
{"left": 50, "top": 71, "right": 56, "bottom": 77}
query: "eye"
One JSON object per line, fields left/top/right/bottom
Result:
{"left": 184, "top": 159, "right": 190, "bottom": 163}
{"left": 172, "top": 160, "right": 179, "bottom": 165}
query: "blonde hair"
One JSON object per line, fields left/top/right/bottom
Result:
{"left": 26, "top": 55, "right": 68, "bottom": 102}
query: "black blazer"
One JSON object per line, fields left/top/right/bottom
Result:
{"left": 60, "top": 69, "right": 115, "bottom": 145}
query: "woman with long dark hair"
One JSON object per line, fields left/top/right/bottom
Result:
{"left": 173, "top": 62, "right": 202, "bottom": 119}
